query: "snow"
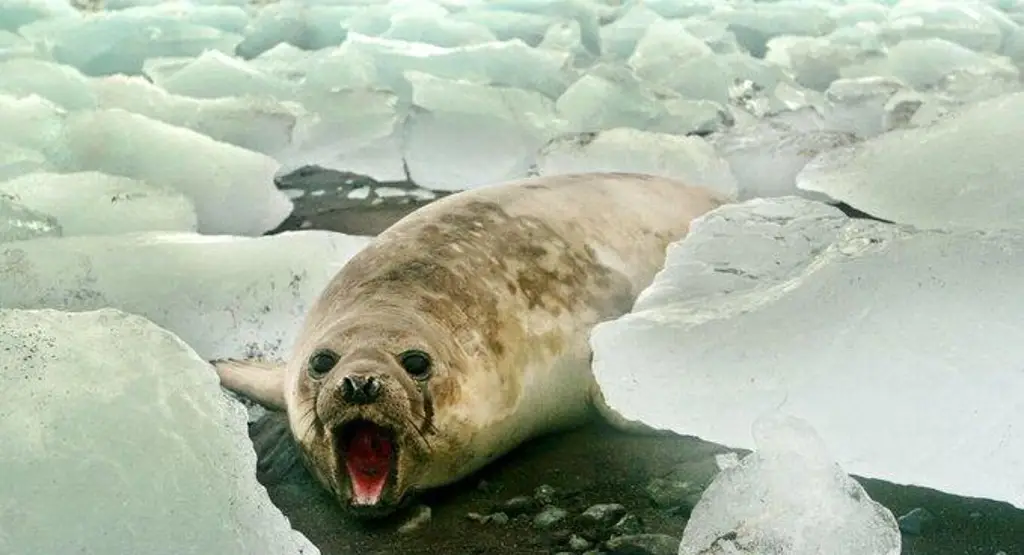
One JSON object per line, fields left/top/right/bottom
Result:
{"left": 591, "top": 197, "right": 1024, "bottom": 510}
{"left": 2, "top": 0, "right": 1024, "bottom": 549}
{"left": 679, "top": 414, "right": 901, "bottom": 555}
{"left": 0, "top": 308, "right": 318, "bottom": 555}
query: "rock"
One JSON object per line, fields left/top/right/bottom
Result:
{"left": 535, "top": 484, "right": 558, "bottom": 506}
{"left": 569, "top": 534, "right": 592, "bottom": 551}
{"left": 605, "top": 533, "right": 679, "bottom": 555}
{"left": 611, "top": 513, "right": 645, "bottom": 536}
{"left": 534, "top": 506, "right": 570, "bottom": 529}
{"left": 898, "top": 507, "right": 936, "bottom": 536}
{"left": 580, "top": 503, "right": 628, "bottom": 528}
{"left": 500, "top": 495, "right": 539, "bottom": 516}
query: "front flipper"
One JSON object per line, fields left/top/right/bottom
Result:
{"left": 211, "top": 358, "right": 288, "bottom": 411}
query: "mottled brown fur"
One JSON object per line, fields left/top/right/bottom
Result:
{"left": 253, "top": 172, "right": 727, "bottom": 517}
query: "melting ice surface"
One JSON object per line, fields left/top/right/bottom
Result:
{"left": 591, "top": 197, "right": 1024, "bottom": 510}
{"left": 679, "top": 414, "right": 901, "bottom": 555}
{"left": 0, "top": 308, "right": 318, "bottom": 555}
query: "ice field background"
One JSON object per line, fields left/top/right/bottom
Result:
{"left": 1, "top": 0, "right": 1023, "bottom": 553}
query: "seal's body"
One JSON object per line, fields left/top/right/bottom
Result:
{"left": 215, "top": 172, "right": 724, "bottom": 517}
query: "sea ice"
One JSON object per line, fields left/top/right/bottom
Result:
{"left": 880, "top": 1, "right": 1008, "bottom": 53}
{"left": 0, "top": 230, "right": 369, "bottom": 361}
{"left": 678, "top": 414, "right": 901, "bottom": 555}
{"left": 599, "top": 3, "right": 664, "bottom": 60}
{"left": 235, "top": 2, "right": 353, "bottom": 59}
{"left": 403, "top": 71, "right": 563, "bottom": 191}
{"left": 711, "top": 120, "right": 856, "bottom": 200}
{"left": 148, "top": 49, "right": 298, "bottom": 100}
{"left": 590, "top": 197, "right": 1024, "bottom": 509}
{"left": 0, "top": 58, "right": 96, "bottom": 111}
{"left": 91, "top": 75, "right": 302, "bottom": 157}
{"left": 0, "top": 171, "right": 198, "bottom": 236}
{"left": 709, "top": 1, "right": 836, "bottom": 58}
{"left": 628, "top": 18, "right": 714, "bottom": 82}
{"left": 556, "top": 68, "right": 729, "bottom": 136}
{"left": 0, "top": 308, "right": 317, "bottom": 555}
{"left": 532, "top": 128, "right": 738, "bottom": 199}
{"left": 0, "top": 141, "right": 51, "bottom": 181}
{"left": 822, "top": 76, "right": 911, "bottom": 139}
{"left": 0, "top": 196, "right": 61, "bottom": 242}
{"left": 58, "top": 108, "right": 292, "bottom": 236}
{"left": 16, "top": 10, "right": 242, "bottom": 76}
{"left": 797, "top": 91, "right": 1024, "bottom": 231}
{"left": 841, "top": 38, "right": 1020, "bottom": 91}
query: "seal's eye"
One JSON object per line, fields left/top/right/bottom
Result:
{"left": 398, "top": 350, "right": 432, "bottom": 379}
{"left": 307, "top": 349, "right": 339, "bottom": 378}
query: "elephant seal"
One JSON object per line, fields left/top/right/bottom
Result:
{"left": 214, "top": 172, "right": 725, "bottom": 518}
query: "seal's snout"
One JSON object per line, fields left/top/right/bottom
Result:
{"left": 340, "top": 374, "right": 382, "bottom": 404}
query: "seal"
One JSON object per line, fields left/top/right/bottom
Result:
{"left": 214, "top": 172, "right": 725, "bottom": 518}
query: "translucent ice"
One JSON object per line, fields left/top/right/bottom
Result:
{"left": 0, "top": 196, "right": 61, "bottom": 242}
{"left": 236, "top": 2, "right": 354, "bottom": 59}
{"left": 0, "top": 142, "right": 51, "bottom": 181}
{"left": 91, "top": 75, "right": 301, "bottom": 157}
{"left": 0, "top": 0, "right": 77, "bottom": 32}
{"left": 711, "top": 121, "right": 856, "bottom": 200}
{"left": 709, "top": 1, "right": 836, "bottom": 58}
{"left": 822, "top": 76, "right": 910, "bottom": 139}
{"left": 59, "top": 109, "right": 292, "bottom": 236}
{"left": 0, "top": 94, "right": 66, "bottom": 156}
{"left": 532, "top": 128, "right": 738, "bottom": 199}
{"left": 556, "top": 68, "right": 730, "bottom": 136}
{"left": 382, "top": 11, "right": 498, "bottom": 47}
{"left": 590, "top": 197, "right": 1024, "bottom": 509}
{"left": 599, "top": 3, "right": 664, "bottom": 60}
{"left": 0, "top": 230, "right": 370, "bottom": 360}
{"left": 628, "top": 19, "right": 714, "bottom": 83}
{"left": 881, "top": 1, "right": 1008, "bottom": 53}
{"left": 17, "top": 10, "right": 242, "bottom": 76}
{"left": 797, "top": 91, "right": 1024, "bottom": 231}
{"left": 0, "top": 171, "right": 198, "bottom": 236}
{"left": 403, "top": 71, "right": 562, "bottom": 191}
{"left": 841, "top": 38, "right": 1019, "bottom": 91}
{"left": 0, "top": 308, "right": 317, "bottom": 555}
{"left": 678, "top": 414, "right": 901, "bottom": 555}
{"left": 644, "top": 52, "right": 792, "bottom": 108}
{"left": 0, "top": 58, "right": 96, "bottom": 111}
{"left": 148, "top": 49, "right": 298, "bottom": 100}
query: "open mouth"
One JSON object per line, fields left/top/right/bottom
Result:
{"left": 335, "top": 420, "right": 397, "bottom": 507}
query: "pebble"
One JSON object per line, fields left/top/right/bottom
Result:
{"left": 580, "top": 503, "right": 628, "bottom": 527}
{"left": 568, "top": 534, "right": 592, "bottom": 551}
{"left": 535, "top": 484, "right": 558, "bottom": 505}
{"left": 501, "top": 495, "right": 540, "bottom": 516}
{"left": 604, "top": 533, "right": 680, "bottom": 555}
{"left": 534, "top": 506, "right": 570, "bottom": 529}
{"left": 611, "top": 513, "right": 644, "bottom": 536}
{"left": 466, "top": 511, "right": 510, "bottom": 525}
{"left": 898, "top": 507, "right": 936, "bottom": 536}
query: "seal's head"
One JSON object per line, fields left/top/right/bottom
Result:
{"left": 285, "top": 308, "right": 475, "bottom": 518}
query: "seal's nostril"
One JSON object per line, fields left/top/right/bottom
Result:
{"left": 341, "top": 375, "right": 382, "bottom": 404}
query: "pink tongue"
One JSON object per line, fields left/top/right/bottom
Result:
{"left": 344, "top": 426, "right": 393, "bottom": 506}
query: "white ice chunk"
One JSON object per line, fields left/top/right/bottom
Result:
{"left": 709, "top": 1, "right": 836, "bottom": 57}
{"left": 382, "top": 11, "right": 498, "bottom": 47}
{"left": 0, "top": 94, "right": 67, "bottom": 156}
{"left": 0, "top": 196, "right": 60, "bottom": 242}
{"left": 0, "top": 230, "right": 370, "bottom": 360}
{"left": 286, "top": 88, "right": 405, "bottom": 182}
{"left": 59, "top": 109, "right": 292, "bottom": 236}
{"left": 0, "top": 58, "right": 96, "bottom": 111}
{"left": 0, "top": 308, "right": 317, "bottom": 555}
{"left": 236, "top": 2, "right": 354, "bottom": 59}
{"left": 0, "top": 171, "right": 198, "bottom": 236}
{"left": 17, "top": 11, "right": 241, "bottom": 76}
{"left": 556, "top": 68, "right": 729, "bottom": 136}
{"left": 599, "top": 3, "right": 664, "bottom": 60}
{"left": 764, "top": 35, "right": 877, "bottom": 92}
{"left": 629, "top": 18, "right": 714, "bottom": 83}
{"left": 149, "top": 49, "right": 298, "bottom": 100}
{"left": 591, "top": 197, "right": 1024, "bottom": 509}
{"left": 712, "top": 120, "right": 857, "bottom": 199}
{"left": 679, "top": 414, "right": 900, "bottom": 555}
{"left": 0, "top": 30, "right": 40, "bottom": 61}
{"left": 0, "top": 0, "right": 78, "bottom": 32}
{"left": 333, "top": 33, "right": 575, "bottom": 102}
{"left": 0, "top": 142, "right": 52, "bottom": 181}
{"left": 881, "top": 1, "right": 1008, "bottom": 53}
{"left": 646, "top": 52, "right": 793, "bottom": 108}
{"left": 822, "top": 76, "right": 910, "bottom": 139}
{"left": 91, "top": 75, "right": 301, "bottom": 157}
{"left": 841, "top": 38, "right": 1019, "bottom": 91}
{"left": 403, "top": 71, "right": 562, "bottom": 191}
{"left": 797, "top": 91, "right": 1024, "bottom": 231}
{"left": 533, "top": 128, "right": 738, "bottom": 199}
